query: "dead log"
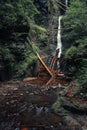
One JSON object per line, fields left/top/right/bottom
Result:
{"left": 50, "top": 56, "right": 57, "bottom": 70}
{"left": 57, "top": 73, "right": 64, "bottom": 77}
{"left": 50, "top": 49, "right": 59, "bottom": 69}
{"left": 36, "top": 52, "right": 53, "bottom": 77}
{"left": 23, "top": 77, "right": 37, "bottom": 82}
{"left": 45, "top": 77, "right": 54, "bottom": 86}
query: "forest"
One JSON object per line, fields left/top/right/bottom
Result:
{"left": 0, "top": 0, "right": 87, "bottom": 130}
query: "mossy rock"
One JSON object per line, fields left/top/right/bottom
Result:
{"left": 52, "top": 95, "right": 87, "bottom": 116}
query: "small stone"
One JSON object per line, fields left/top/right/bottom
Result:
{"left": 20, "top": 93, "right": 23, "bottom": 96}
{"left": 26, "top": 91, "right": 29, "bottom": 94}
{"left": 6, "top": 102, "right": 9, "bottom": 105}
{"left": 29, "top": 93, "right": 34, "bottom": 96}
{"left": 58, "top": 83, "right": 62, "bottom": 88}
{"left": 80, "top": 93, "right": 83, "bottom": 95}
{"left": 13, "top": 88, "right": 18, "bottom": 91}
{"left": 51, "top": 125, "right": 54, "bottom": 128}
{"left": 2, "top": 93, "right": 7, "bottom": 96}
{"left": 15, "top": 128, "right": 20, "bottom": 130}
{"left": 34, "top": 91, "right": 39, "bottom": 95}
{"left": 52, "top": 86, "right": 58, "bottom": 89}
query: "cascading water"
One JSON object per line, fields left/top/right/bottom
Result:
{"left": 56, "top": 0, "right": 68, "bottom": 68}
{"left": 65, "top": 0, "right": 68, "bottom": 7}
{"left": 56, "top": 16, "right": 62, "bottom": 59}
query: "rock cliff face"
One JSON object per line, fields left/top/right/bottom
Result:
{"left": 35, "top": 0, "right": 59, "bottom": 55}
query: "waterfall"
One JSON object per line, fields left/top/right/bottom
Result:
{"left": 56, "top": 0, "right": 68, "bottom": 59}
{"left": 51, "top": 0, "right": 68, "bottom": 68}
{"left": 66, "top": 0, "right": 68, "bottom": 7}
{"left": 56, "top": 16, "right": 62, "bottom": 58}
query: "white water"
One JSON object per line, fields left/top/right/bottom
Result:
{"left": 56, "top": 16, "right": 62, "bottom": 58}
{"left": 56, "top": 0, "right": 68, "bottom": 59}
{"left": 66, "top": 0, "right": 68, "bottom": 7}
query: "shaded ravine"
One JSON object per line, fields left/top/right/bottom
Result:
{"left": 0, "top": 1, "right": 86, "bottom": 130}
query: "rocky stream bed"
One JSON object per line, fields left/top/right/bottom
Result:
{"left": 0, "top": 78, "right": 87, "bottom": 130}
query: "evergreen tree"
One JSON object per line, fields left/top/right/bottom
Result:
{"left": 62, "top": 0, "right": 87, "bottom": 95}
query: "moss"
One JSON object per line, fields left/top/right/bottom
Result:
{"left": 52, "top": 96, "right": 69, "bottom": 116}
{"left": 65, "top": 46, "right": 77, "bottom": 58}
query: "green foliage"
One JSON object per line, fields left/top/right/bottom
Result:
{"left": 79, "top": 69, "right": 87, "bottom": 86}
{"left": 31, "top": 24, "right": 46, "bottom": 32}
{"left": 62, "top": 0, "right": 87, "bottom": 44}
{"left": 65, "top": 46, "right": 77, "bottom": 58}
{"left": 16, "top": 40, "right": 38, "bottom": 76}
{"left": 15, "top": 51, "right": 37, "bottom": 76}
{"left": 62, "top": 0, "right": 87, "bottom": 94}
{"left": 39, "top": 33, "right": 48, "bottom": 42}
{"left": 77, "top": 37, "right": 87, "bottom": 54}
{"left": 21, "top": 0, "right": 39, "bottom": 17}
{"left": 0, "top": 0, "right": 39, "bottom": 38}
{"left": 0, "top": 1, "right": 40, "bottom": 80}
{"left": 30, "top": 22, "right": 46, "bottom": 35}
{"left": 51, "top": 0, "right": 58, "bottom": 11}
{"left": 1, "top": 46, "right": 13, "bottom": 62}
{"left": 1, "top": 45, "right": 14, "bottom": 71}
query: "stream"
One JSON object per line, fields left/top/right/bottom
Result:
{"left": 0, "top": 79, "right": 69, "bottom": 130}
{"left": 0, "top": 78, "right": 84, "bottom": 130}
